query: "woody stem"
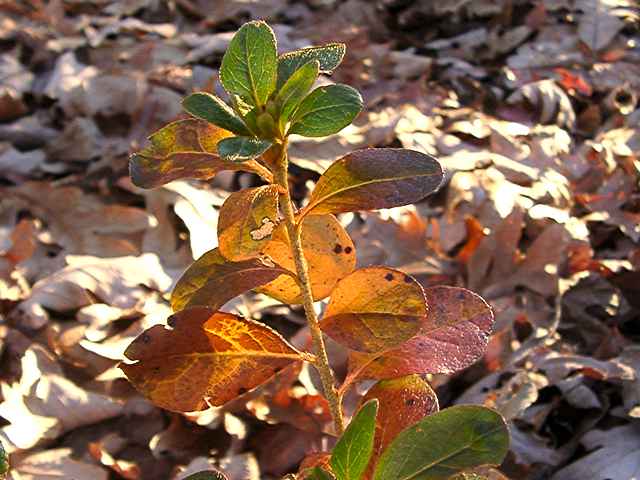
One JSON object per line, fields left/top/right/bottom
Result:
{"left": 274, "top": 139, "right": 345, "bottom": 436}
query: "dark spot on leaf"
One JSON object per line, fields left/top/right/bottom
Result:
{"left": 142, "top": 334, "right": 151, "bottom": 343}
{"left": 385, "top": 273, "right": 394, "bottom": 281}
{"left": 406, "top": 398, "right": 416, "bottom": 406}
{"left": 274, "top": 366, "right": 283, "bottom": 373}
{"left": 333, "top": 244, "right": 343, "bottom": 254}
{"left": 167, "top": 316, "right": 176, "bottom": 327}
{"left": 238, "top": 387, "right": 248, "bottom": 395}
{"left": 344, "top": 246, "right": 353, "bottom": 254}
{"left": 404, "top": 275, "right": 413, "bottom": 283}
{"left": 457, "top": 292, "right": 465, "bottom": 300}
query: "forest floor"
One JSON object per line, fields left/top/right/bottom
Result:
{"left": 0, "top": 0, "right": 639, "bottom": 479}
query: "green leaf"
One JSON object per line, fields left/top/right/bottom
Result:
{"left": 171, "top": 248, "right": 292, "bottom": 312}
{"left": 331, "top": 399, "right": 378, "bottom": 480}
{"left": 277, "top": 43, "right": 346, "bottom": 88}
{"left": 182, "top": 92, "right": 251, "bottom": 136}
{"left": 372, "top": 406, "right": 509, "bottom": 480}
{"left": 276, "top": 60, "right": 319, "bottom": 131}
{"left": 288, "top": 84, "right": 362, "bottom": 137}
{"left": 220, "top": 21, "right": 277, "bottom": 107}
{"left": 184, "top": 471, "right": 229, "bottom": 480}
{"left": 0, "top": 439, "right": 8, "bottom": 477}
{"left": 302, "top": 148, "right": 442, "bottom": 216}
{"left": 217, "top": 136, "right": 273, "bottom": 162}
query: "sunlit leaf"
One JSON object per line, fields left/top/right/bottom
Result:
{"left": 184, "top": 471, "right": 229, "bottom": 480}
{"left": 302, "top": 149, "right": 443, "bottom": 216}
{"left": 373, "top": 406, "right": 509, "bottom": 480}
{"left": 217, "top": 136, "right": 273, "bottom": 162}
{"left": 288, "top": 85, "right": 362, "bottom": 137}
{"left": 171, "top": 248, "right": 293, "bottom": 312}
{"left": 182, "top": 92, "right": 251, "bottom": 136}
{"left": 277, "top": 43, "right": 346, "bottom": 88}
{"left": 256, "top": 214, "right": 356, "bottom": 304}
{"left": 129, "top": 119, "right": 272, "bottom": 188}
{"left": 121, "top": 308, "right": 302, "bottom": 411}
{"left": 220, "top": 20, "right": 277, "bottom": 106}
{"left": 320, "top": 268, "right": 427, "bottom": 353}
{"left": 361, "top": 375, "right": 439, "bottom": 474}
{"left": 218, "top": 185, "right": 280, "bottom": 261}
{"left": 346, "top": 286, "right": 494, "bottom": 382}
{"left": 331, "top": 399, "right": 378, "bottom": 480}
{"left": 277, "top": 60, "right": 319, "bottom": 131}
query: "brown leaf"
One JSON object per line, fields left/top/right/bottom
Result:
{"left": 130, "top": 119, "right": 271, "bottom": 189}
{"left": 300, "top": 148, "right": 442, "bottom": 217}
{"left": 10, "top": 448, "right": 108, "bottom": 479}
{"left": 320, "top": 267, "right": 427, "bottom": 353}
{"left": 256, "top": 214, "right": 355, "bottom": 304}
{"left": 345, "top": 286, "right": 494, "bottom": 383}
{"left": 121, "top": 308, "right": 303, "bottom": 411}
{"left": 170, "top": 248, "right": 293, "bottom": 312}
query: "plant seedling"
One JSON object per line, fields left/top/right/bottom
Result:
{"left": 123, "top": 20, "right": 509, "bottom": 480}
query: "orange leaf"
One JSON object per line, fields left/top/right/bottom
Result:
{"left": 120, "top": 308, "right": 302, "bottom": 412}
{"left": 171, "top": 248, "right": 293, "bottom": 311}
{"left": 218, "top": 185, "right": 281, "bottom": 261}
{"left": 320, "top": 267, "right": 427, "bottom": 353}
{"left": 346, "top": 286, "right": 494, "bottom": 382}
{"left": 361, "top": 375, "right": 439, "bottom": 474}
{"left": 257, "top": 214, "right": 355, "bottom": 303}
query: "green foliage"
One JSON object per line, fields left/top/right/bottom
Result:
{"left": 220, "top": 21, "right": 277, "bottom": 107}
{"left": 330, "top": 400, "right": 378, "bottom": 480}
{"left": 372, "top": 406, "right": 510, "bottom": 480}
{"left": 125, "top": 19, "right": 508, "bottom": 480}
{"left": 287, "top": 84, "right": 362, "bottom": 137}
{"left": 277, "top": 43, "right": 345, "bottom": 88}
{"left": 217, "top": 136, "right": 273, "bottom": 161}
{"left": 182, "top": 93, "right": 251, "bottom": 136}
{"left": 276, "top": 60, "right": 320, "bottom": 131}
{"left": 0, "top": 440, "right": 8, "bottom": 478}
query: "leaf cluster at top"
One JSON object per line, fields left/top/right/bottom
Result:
{"left": 182, "top": 21, "right": 360, "bottom": 161}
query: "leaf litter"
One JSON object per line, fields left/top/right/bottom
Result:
{"left": 0, "top": 0, "right": 639, "bottom": 478}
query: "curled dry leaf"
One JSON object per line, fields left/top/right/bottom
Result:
{"left": 170, "top": 248, "right": 293, "bottom": 312}
{"left": 301, "top": 148, "right": 443, "bottom": 217}
{"left": 346, "top": 286, "right": 494, "bottom": 383}
{"left": 120, "top": 307, "right": 303, "bottom": 412}
{"left": 218, "top": 185, "right": 280, "bottom": 261}
{"left": 361, "top": 375, "right": 439, "bottom": 474}
{"left": 256, "top": 215, "right": 356, "bottom": 304}
{"left": 129, "top": 119, "right": 271, "bottom": 189}
{"left": 320, "top": 267, "right": 428, "bottom": 353}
